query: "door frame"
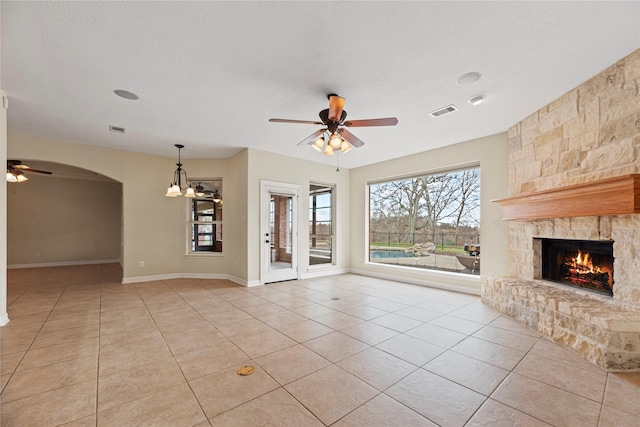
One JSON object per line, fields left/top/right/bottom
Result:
{"left": 260, "top": 180, "right": 300, "bottom": 284}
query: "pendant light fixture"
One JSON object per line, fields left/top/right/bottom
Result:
{"left": 164, "top": 144, "right": 196, "bottom": 198}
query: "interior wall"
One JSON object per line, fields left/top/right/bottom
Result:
{"left": 7, "top": 133, "right": 236, "bottom": 282}
{"left": 246, "top": 149, "right": 351, "bottom": 285}
{"left": 1, "top": 91, "right": 8, "bottom": 325}
{"left": 349, "top": 133, "right": 510, "bottom": 293}
{"left": 7, "top": 174, "right": 122, "bottom": 266}
{"left": 225, "top": 149, "right": 249, "bottom": 283}
{"left": 177, "top": 157, "right": 230, "bottom": 277}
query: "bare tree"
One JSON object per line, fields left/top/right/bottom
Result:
{"left": 452, "top": 169, "right": 480, "bottom": 228}
{"left": 369, "top": 168, "right": 480, "bottom": 246}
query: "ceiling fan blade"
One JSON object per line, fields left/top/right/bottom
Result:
{"left": 328, "top": 95, "right": 345, "bottom": 122}
{"left": 297, "top": 129, "right": 326, "bottom": 146}
{"left": 12, "top": 164, "right": 31, "bottom": 169}
{"left": 269, "top": 118, "right": 323, "bottom": 125}
{"left": 344, "top": 117, "right": 398, "bottom": 127}
{"left": 340, "top": 128, "right": 365, "bottom": 147}
{"left": 24, "top": 168, "right": 52, "bottom": 175}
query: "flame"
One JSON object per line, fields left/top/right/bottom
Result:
{"left": 569, "top": 250, "right": 602, "bottom": 274}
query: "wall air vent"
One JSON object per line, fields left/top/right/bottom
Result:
{"left": 109, "top": 125, "right": 126, "bottom": 134}
{"left": 428, "top": 105, "right": 459, "bottom": 118}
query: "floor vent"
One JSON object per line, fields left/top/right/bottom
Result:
{"left": 428, "top": 105, "right": 459, "bottom": 118}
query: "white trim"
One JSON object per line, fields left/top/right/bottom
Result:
{"left": 8, "top": 259, "right": 121, "bottom": 269}
{"left": 0, "top": 313, "right": 9, "bottom": 326}
{"left": 121, "top": 273, "right": 183, "bottom": 283}
{"left": 301, "top": 267, "right": 350, "bottom": 279}
{"left": 121, "top": 272, "right": 261, "bottom": 287}
{"left": 350, "top": 267, "right": 481, "bottom": 296}
{"left": 183, "top": 253, "right": 224, "bottom": 259}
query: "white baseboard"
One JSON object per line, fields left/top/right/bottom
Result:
{"left": 122, "top": 272, "right": 258, "bottom": 287}
{"left": 8, "top": 259, "right": 121, "bottom": 269}
{"left": 301, "top": 267, "right": 350, "bottom": 279}
{"left": 0, "top": 313, "right": 9, "bottom": 326}
{"left": 349, "top": 268, "right": 481, "bottom": 296}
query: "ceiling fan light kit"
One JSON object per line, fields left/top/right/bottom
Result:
{"left": 268, "top": 94, "right": 398, "bottom": 158}
{"left": 6, "top": 170, "right": 27, "bottom": 182}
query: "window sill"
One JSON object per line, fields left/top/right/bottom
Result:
{"left": 184, "top": 252, "right": 224, "bottom": 258}
{"left": 308, "top": 263, "right": 335, "bottom": 270}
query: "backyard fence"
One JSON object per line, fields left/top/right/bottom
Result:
{"left": 369, "top": 231, "right": 480, "bottom": 249}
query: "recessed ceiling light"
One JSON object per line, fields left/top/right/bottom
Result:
{"left": 456, "top": 72, "right": 482, "bottom": 86}
{"left": 468, "top": 95, "right": 486, "bottom": 106}
{"left": 113, "top": 89, "right": 139, "bottom": 100}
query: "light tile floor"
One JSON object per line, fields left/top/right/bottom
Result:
{"left": 1, "top": 264, "right": 639, "bottom": 426}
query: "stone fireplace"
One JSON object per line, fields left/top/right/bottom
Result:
{"left": 482, "top": 48, "right": 640, "bottom": 371}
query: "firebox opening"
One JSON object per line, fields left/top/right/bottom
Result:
{"left": 540, "top": 238, "right": 614, "bottom": 297}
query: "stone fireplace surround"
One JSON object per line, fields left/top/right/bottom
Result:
{"left": 482, "top": 48, "right": 640, "bottom": 371}
{"left": 482, "top": 214, "right": 640, "bottom": 371}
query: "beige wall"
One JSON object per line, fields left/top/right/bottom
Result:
{"left": 1, "top": 91, "right": 8, "bottom": 325}
{"left": 246, "top": 149, "right": 351, "bottom": 284}
{"left": 7, "top": 174, "right": 122, "bottom": 266}
{"left": 8, "top": 133, "right": 236, "bottom": 282}
{"left": 349, "top": 133, "right": 510, "bottom": 293}
{"left": 177, "top": 157, "right": 230, "bottom": 277}
{"left": 225, "top": 149, "right": 249, "bottom": 282}
{"left": 7, "top": 132, "right": 508, "bottom": 292}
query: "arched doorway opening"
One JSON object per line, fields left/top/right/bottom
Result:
{"left": 6, "top": 160, "right": 123, "bottom": 272}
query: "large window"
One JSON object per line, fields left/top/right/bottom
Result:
{"left": 309, "top": 184, "right": 334, "bottom": 265}
{"left": 368, "top": 167, "right": 480, "bottom": 275}
{"left": 189, "top": 181, "right": 222, "bottom": 253}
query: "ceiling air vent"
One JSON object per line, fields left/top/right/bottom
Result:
{"left": 428, "top": 105, "right": 458, "bottom": 118}
{"left": 109, "top": 125, "right": 126, "bottom": 134}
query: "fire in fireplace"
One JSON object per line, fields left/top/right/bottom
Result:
{"left": 540, "top": 238, "right": 614, "bottom": 296}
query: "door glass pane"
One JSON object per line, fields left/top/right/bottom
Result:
{"left": 270, "top": 194, "right": 293, "bottom": 270}
{"left": 309, "top": 184, "right": 333, "bottom": 265}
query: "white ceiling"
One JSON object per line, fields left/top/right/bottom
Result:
{"left": 2, "top": 1, "right": 639, "bottom": 169}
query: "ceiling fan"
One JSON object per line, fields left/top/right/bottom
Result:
{"left": 6, "top": 160, "right": 52, "bottom": 182}
{"left": 269, "top": 95, "right": 398, "bottom": 155}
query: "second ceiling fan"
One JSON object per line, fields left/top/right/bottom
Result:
{"left": 269, "top": 95, "right": 398, "bottom": 155}
{"left": 6, "top": 160, "right": 52, "bottom": 182}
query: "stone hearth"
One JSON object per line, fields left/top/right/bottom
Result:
{"left": 482, "top": 277, "right": 640, "bottom": 371}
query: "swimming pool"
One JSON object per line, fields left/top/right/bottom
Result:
{"left": 370, "top": 250, "right": 415, "bottom": 259}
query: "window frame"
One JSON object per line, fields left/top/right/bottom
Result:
{"left": 309, "top": 183, "right": 335, "bottom": 267}
{"left": 185, "top": 180, "right": 223, "bottom": 257}
{"left": 366, "top": 165, "right": 480, "bottom": 276}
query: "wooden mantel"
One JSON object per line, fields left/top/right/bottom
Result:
{"left": 493, "top": 174, "right": 640, "bottom": 221}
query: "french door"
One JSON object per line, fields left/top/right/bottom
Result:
{"left": 260, "top": 181, "right": 299, "bottom": 284}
